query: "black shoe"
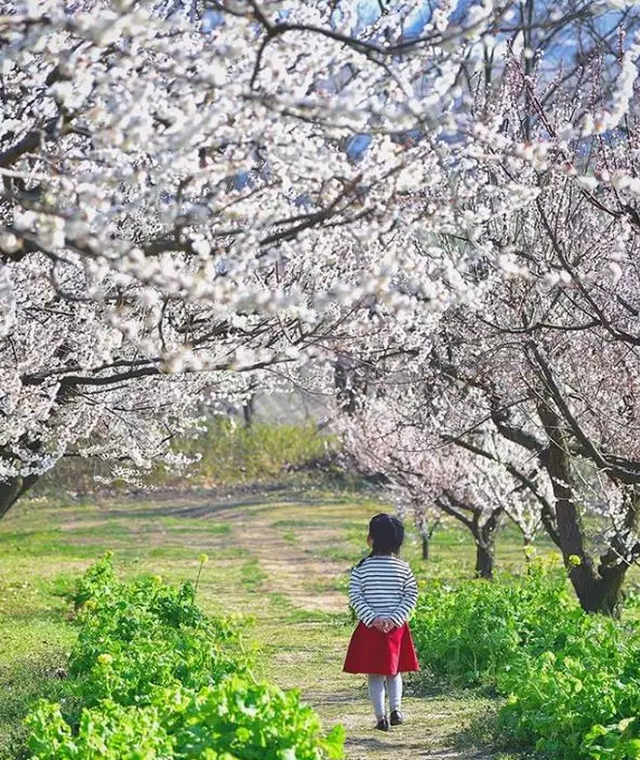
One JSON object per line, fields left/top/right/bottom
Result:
{"left": 390, "top": 710, "right": 404, "bottom": 726}
{"left": 375, "top": 716, "right": 390, "bottom": 731}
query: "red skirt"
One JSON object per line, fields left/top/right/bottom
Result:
{"left": 343, "top": 621, "right": 419, "bottom": 675}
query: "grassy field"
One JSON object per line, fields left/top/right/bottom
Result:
{"left": 0, "top": 488, "right": 572, "bottom": 760}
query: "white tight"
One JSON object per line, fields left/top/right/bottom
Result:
{"left": 367, "top": 674, "right": 402, "bottom": 719}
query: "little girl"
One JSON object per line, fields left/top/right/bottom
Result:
{"left": 343, "top": 513, "right": 419, "bottom": 731}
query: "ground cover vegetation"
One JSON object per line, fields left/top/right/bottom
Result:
{"left": 411, "top": 556, "right": 640, "bottom": 759}
{"left": 4, "top": 0, "right": 640, "bottom": 757}
{"left": 25, "top": 554, "right": 344, "bottom": 760}
{"left": 3, "top": 491, "right": 640, "bottom": 760}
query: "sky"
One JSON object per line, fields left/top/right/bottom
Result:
{"left": 202, "top": 0, "right": 640, "bottom": 164}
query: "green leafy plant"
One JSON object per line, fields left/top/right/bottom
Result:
{"left": 411, "top": 556, "right": 640, "bottom": 758}
{"left": 497, "top": 617, "right": 640, "bottom": 759}
{"left": 26, "top": 699, "right": 174, "bottom": 760}
{"left": 25, "top": 555, "right": 343, "bottom": 760}
{"left": 411, "top": 555, "right": 580, "bottom": 687}
{"left": 169, "top": 678, "right": 345, "bottom": 760}
{"left": 583, "top": 716, "right": 640, "bottom": 760}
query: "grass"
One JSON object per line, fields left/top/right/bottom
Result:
{"left": 0, "top": 648, "right": 75, "bottom": 758}
{"left": 31, "top": 420, "right": 336, "bottom": 497}
{"left": 1, "top": 488, "right": 630, "bottom": 759}
{"left": 241, "top": 559, "right": 268, "bottom": 592}
{"left": 0, "top": 579, "right": 77, "bottom": 758}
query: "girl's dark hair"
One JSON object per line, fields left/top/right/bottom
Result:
{"left": 357, "top": 514, "right": 404, "bottom": 566}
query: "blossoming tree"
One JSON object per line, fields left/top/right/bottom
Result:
{"left": 1, "top": 0, "right": 499, "bottom": 515}
{"left": 340, "top": 390, "right": 551, "bottom": 578}
{"left": 2, "top": 0, "right": 639, "bottom": 554}
{"left": 368, "top": 37, "right": 640, "bottom": 612}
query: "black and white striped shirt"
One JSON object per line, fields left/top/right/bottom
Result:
{"left": 349, "top": 555, "right": 418, "bottom": 628}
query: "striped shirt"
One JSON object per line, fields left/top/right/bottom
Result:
{"left": 349, "top": 555, "right": 418, "bottom": 628}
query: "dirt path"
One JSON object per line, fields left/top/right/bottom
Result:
{"left": 234, "top": 513, "right": 346, "bottom": 613}
{"left": 220, "top": 499, "right": 491, "bottom": 760}
{"left": 0, "top": 491, "right": 492, "bottom": 760}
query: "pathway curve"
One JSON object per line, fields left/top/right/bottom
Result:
{"left": 221, "top": 497, "right": 491, "bottom": 760}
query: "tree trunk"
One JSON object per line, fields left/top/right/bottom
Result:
{"left": 475, "top": 541, "right": 495, "bottom": 579}
{"left": 334, "top": 358, "right": 365, "bottom": 416}
{"left": 537, "top": 398, "right": 630, "bottom": 616}
{"left": 436, "top": 494, "right": 501, "bottom": 579}
{"left": 242, "top": 395, "right": 255, "bottom": 428}
{"left": 419, "top": 517, "right": 440, "bottom": 561}
{"left": 569, "top": 563, "right": 627, "bottom": 617}
{"left": 0, "top": 473, "right": 40, "bottom": 520}
{"left": 473, "top": 507, "right": 501, "bottom": 579}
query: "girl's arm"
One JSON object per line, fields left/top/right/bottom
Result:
{"left": 349, "top": 566, "right": 377, "bottom": 627}
{"left": 388, "top": 568, "right": 418, "bottom": 628}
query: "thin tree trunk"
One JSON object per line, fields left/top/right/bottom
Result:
{"left": 242, "top": 395, "right": 255, "bottom": 428}
{"left": 475, "top": 541, "right": 495, "bottom": 579}
{"left": 522, "top": 535, "right": 534, "bottom": 562}
{"left": 473, "top": 507, "right": 502, "bottom": 579}
{"left": 419, "top": 517, "right": 440, "bottom": 561}
{"left": 334, "top": 358, "right": 365, "bottom": 416}
{"left": 436, "top": 494, "right": 501, "bottom": 579}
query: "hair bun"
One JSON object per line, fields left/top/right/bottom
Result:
{"left": 368, "top": 513, "right": 405, "bottom": 555}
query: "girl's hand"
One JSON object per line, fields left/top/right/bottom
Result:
{"left": 373, "top": 617, "right": 394, "bottom": 633}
